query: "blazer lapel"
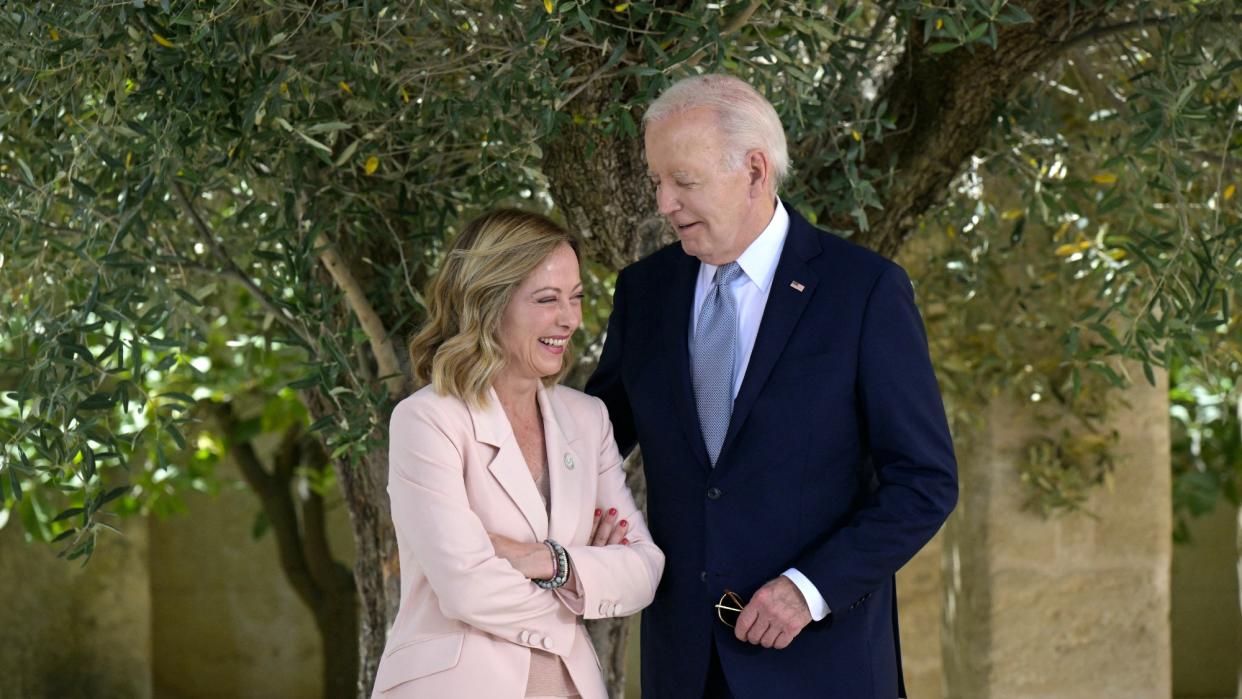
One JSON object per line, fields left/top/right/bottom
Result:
{"left": 663, "top": 252, "right": 713, "bottom": 473}
{"left": 470, "top": 387, "right": 549, "bottom": 540}
{"left": 718, "top": 211, "right": 822, "bottom": 464}
{"left": 539, "top": 385, "right": 585, "bottom": 544}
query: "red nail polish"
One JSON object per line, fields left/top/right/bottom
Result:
{"left": 594, "top": 508, "right": 602, "bottom": 517}
{"left": 619, "top": 520, "right": 628, "bottom": 528}
{"left": 608, "top": 508, "right": 617, "bottom": 516}
{"left": 621, "top": 538, "right": 629, "bottom": 545}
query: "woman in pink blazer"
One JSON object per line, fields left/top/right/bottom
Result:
{"left": 373, "top": 209, "right": 665, "bottom": 698}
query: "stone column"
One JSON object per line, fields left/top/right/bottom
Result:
{"left": 897, "top": 530, "right": 946, "bottom": 699}
{"left": 0, "top": 513, "right": 153, "bottom": 698}
{"left": 943, "top": 369, "right": 1172, "bottom": 699}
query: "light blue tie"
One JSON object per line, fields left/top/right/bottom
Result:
{"left": 692, "top": 262, "right": 744, "bottom": 466}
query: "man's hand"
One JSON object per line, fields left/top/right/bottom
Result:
{"left": 734, "top": 576, "right": 812, "bottom": 649}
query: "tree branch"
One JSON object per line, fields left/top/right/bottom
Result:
{"left": 314, "top": 231, "right": 409, "bottom": 401}
{"left": 170, "top": 180, "right": 319, "bottom": 358}
{"left": 721, "top": 0, "right": 763, "bottom": 35}
{"left": 806, "top": 0, "right": 1118, "bottom": 256}
{"left": 1055, "top": 13, "right": 1242, "bottom": 56}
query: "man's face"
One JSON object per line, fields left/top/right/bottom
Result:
{"left": 644, "top": 107, "right": 763, "bottom": 265}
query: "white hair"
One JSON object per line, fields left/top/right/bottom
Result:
{"left": 644, "top": 73, "right": 791, "bottom": 193}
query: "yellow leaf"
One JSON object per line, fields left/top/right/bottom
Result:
{"left": 279, "top": 82, "right": 289, "bottom": 94}
{"left": 614, "top": 2, "right": 630, "bottom": 10}
{"left": 946, "top": 224, "right": 957, "bottom": 239}
{"left": 1054, "top": 221, "right": 1071, "bottom": 240}
{"left": 1091, "top": 172, "right": 1117, "bottom": 185}
{"left": 544, "top": 0, "right": 555, "bottom": 13}
{"left": 339, "top": 81, "right": 353, "bottom": 95}
{"left": 50, "top": 27, "right": 60, "bottom": 41}
{"left": 152, "top": 33, "right": 175, "bottom": 48}
{"left": 364, "top": 156, "right": 379, "bottom": 175}
{"left": 1107, "top": 249, "right": 1127, "bottom": 260}
{"left": 401, "top": 86, "right": 410, "bottom": 104}
{"left": 851, "top": 130, "right": 861, "bottom": 142}
{"left": 1224, "top": 184, "right": 1236, "bottom": 201}
{"left": 1001, "top": 208, "right": 1024, "bottom": 221}
{"left": 1055, "top": 241, "right": 1091, "bottom": 257}
{"left": 935, "top": 18, "right": 944, "bottom": 30}
{"left": 125, "top": 152, "right": 132, "bottom": 169}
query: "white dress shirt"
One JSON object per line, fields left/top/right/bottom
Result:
{"left": 690, "top": 199, "right": 831, "bottom": 622}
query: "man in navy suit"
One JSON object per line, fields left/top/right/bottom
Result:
{"left": 585, "top": 74, "right": 958, "bottom": 698}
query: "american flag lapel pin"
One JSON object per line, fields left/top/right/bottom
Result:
{"left": 789, "top": 280, "right": 805, "bottom": 292}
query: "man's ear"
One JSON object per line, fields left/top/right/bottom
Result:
{"left": 746, "top": 149, "right": 771, "bottom": 196}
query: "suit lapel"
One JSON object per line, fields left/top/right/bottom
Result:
{"left": 540, "top": 385, "right": 584, "bottom": 544}
{"left": 663, "top": 252, "right": 713, "bottom": 473}
{"left": 469, "top": 388, "right": 549, "bottom": 540}
{"left": 718, "top": 211, "right": 822, "bottom": 464}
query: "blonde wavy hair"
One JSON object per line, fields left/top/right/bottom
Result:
{"left": 408, "top": 209, "right": 580, "bottom": 406}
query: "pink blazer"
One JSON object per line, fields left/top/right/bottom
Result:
{"left": 373, "top": 383, "right": 665, "bottom": 698}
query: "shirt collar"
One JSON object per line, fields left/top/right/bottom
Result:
{"left": 700, "top": 198, "right": 790, "bottom": 293}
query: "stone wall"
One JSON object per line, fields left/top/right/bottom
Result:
{"left": 0, "top": 513, "right": 152, "bottom": 699}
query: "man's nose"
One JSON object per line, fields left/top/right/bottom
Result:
{"left": 656, "top": 184, "right": 679, "bottom": 215}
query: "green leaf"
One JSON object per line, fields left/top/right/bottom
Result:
{"left": 928, "top": 42, "right": 959, "bottom": 54}
{"left": 53, "top": 506, "right": 85, "bottom": 523}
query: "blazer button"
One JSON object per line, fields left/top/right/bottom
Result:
{"left": 529, "top": 632, "right": 543, "bottom": 645}
{"left": 542, "top": 637, "right": 554, "bottom": 650}
{"left": 519, "top": 630, "right": 531, "bottom": 643}
{"left": 700, "top": 571, "right": 707, "bottom": 582}
{"left": 706, "top": 487, "right": 722, "bottom": 500}
{"left": 564, "top": 452, "right": 575, "bottom": 470}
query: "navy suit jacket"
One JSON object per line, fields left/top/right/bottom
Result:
{"left": 585, "top": 207, "right": 958, "bottom": 698}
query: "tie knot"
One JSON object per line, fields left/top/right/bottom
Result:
{"left": 713, "top": 262, "right": 743, "bottom": 288}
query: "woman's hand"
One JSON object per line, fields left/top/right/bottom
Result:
{"left": 589, "top": 507, "right": 630, "bottom": 546}
{"left": 488, "top": 533, "right": 556, "bottom": 580}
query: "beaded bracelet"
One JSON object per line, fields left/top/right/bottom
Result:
{"left": 534, "top": 538, "right": 570, "bottom": 590}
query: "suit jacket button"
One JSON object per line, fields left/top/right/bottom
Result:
{"left": 700, "top": 571, "right": 707, "bottom": 582}
{"left": 542, "top": 637, "right": 554, "bottom": 650}
{"left": 529, "top": 632, "right": 542, "bottom": 645}
{"left": 520, "top": 630, "right": 531, "bottom": 643}
{"left": 706, "top": 487, "right": 722, "bottom": 500}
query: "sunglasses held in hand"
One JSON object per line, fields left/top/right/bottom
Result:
{"left": 715, "top": 589, "right": 746, "bottom": 628}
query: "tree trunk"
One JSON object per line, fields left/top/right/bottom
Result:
{"left": 332, "top": 444, "right": 398, "bottom": 698}
{"left": 316, "top": 581, "right": 362, "bottom": 699}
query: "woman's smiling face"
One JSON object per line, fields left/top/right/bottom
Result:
{"left": 496, "top": 242, "right": 583, "bottom": 383}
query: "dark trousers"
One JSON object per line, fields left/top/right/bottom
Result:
{"left": 703, "top": 637, "right": 736, "bottom": 699}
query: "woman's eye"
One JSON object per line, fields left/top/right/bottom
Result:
{"left": 572, "top": 293, "right": 585, "bottom": 301}
{"left": 537, "top": 297, "right": 557, "bottom": 304}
